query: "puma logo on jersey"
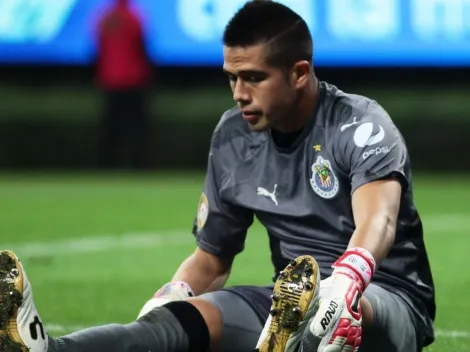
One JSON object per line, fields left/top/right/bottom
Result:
{"left": 320, "top": 300, "right": 339, "bottom": 330}
{"left": 257, "top": 184, "right": 278, "bottom": 206}
{"left": 340, "top": 117, "right": 358, "bottom": 132}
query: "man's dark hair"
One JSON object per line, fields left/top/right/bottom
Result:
{"left": 223, "top": 1, "right": 313, "bottom": 68}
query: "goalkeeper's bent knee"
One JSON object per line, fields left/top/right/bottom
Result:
{"left": 139, "top": 300, "right": 211, "bottom": 351}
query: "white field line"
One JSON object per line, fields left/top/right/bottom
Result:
{"left": 44, "top": 323, "right": 470, "bottom": 339}
{"left": 4, "top": 214, "right": 469, "bottom": 259}
{"left": 4, "top": 231, "right": 191, "bottom": 258}
{"left": 435, "top": 330, "right": 470, "bottom": 339}
{"left": 422, "top": 214, "right": 470, "bottom": 233}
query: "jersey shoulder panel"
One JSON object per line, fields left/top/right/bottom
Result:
{"left": 211, "top": 106, "right": 249, "bottom": 149}
{"left": 321, "top": 82, "right": 377, "bottom": 128}
{"left": 210, "top": 106, "right": 264, "bottom": 176}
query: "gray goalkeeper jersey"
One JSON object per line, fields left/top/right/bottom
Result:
{"left": 192, "top": 81, "right": 435, "bottom": 345}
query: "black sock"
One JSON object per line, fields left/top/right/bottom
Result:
{"left": 49, "top": 306, "right": 192, "bottom": 352}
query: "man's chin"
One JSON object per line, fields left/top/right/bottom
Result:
{"left": 247, "top": 120, "right": 271, "bottom": 133}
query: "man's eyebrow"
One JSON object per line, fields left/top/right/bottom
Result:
{"left": 223, "top": 69, "right": 266, "bottom": 76}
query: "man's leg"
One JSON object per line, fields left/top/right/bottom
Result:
{"left": 0, "top": 250, "right": 215, "bottom": 352}
{"left": 358, "top": 284, "right": 421, "bottom": 352}
{"left": 197, "top": 285, "right": 273, "bottom": 351}
{"left": 98, "top": 90, "right": 121, "bottom": 169}
{"left": 298, "top": 283, "right": 422, "bottom": 352}
{"left": 125, "top": 88, "right": 148, "bottom": 170}
{"left": 47, "top": 300, "right": 214, "bottom": 352}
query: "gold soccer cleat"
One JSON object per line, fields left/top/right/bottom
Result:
{"left": 254, "top": 255, "right": 320, "bottom": 352}
{"left": 0, "top": 250, "right": 48, "bottom": 352}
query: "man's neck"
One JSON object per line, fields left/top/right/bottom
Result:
{"left": 274, "top": 76, "right": 319, "bottom": 133}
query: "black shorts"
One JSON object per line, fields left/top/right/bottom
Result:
{"left": 198, "top": 283, "right": 425, "bottom": 352}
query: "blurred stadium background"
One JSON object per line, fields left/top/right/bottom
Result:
{"left": 0, "top": 1, "right": 469, "bottom": 351}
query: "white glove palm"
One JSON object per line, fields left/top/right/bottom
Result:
{"left": 307, "top": 274, "right": 362, "bottom": 352}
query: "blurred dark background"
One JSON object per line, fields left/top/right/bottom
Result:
{"left": 0, "top": 0, "right": 468, "bottom": 172}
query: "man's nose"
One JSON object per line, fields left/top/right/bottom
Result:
{"left": 232, "top": 80, "right": 251, "bottom": 104}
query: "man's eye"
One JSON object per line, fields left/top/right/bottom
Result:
{"left": 246, "top": 75, "right": 262, "bottom": 83}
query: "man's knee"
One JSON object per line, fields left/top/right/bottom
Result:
{"left": 359, "top": 297, "right": 374, "bottom": 327}
{"left": 139, "top": 299, "right": 214, "bottom": 351}
{"left": 360, "top": 285, "right": 419, "bottom": 352}
{"left": 186, "top": 297, "right": 223, "bottom": 350}
{"left": 196, "top": 288, "right": 268, "bottom": 352}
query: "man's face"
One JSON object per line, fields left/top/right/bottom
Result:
{"left": 223, "top": 44, "right": 298, "bottom": 132}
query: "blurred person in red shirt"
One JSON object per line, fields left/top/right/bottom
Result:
{"left": 95, "top": 0, "right": 152, "bottom": 170}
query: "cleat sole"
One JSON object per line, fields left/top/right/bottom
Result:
{"left": 256, "top": 255, "right": 319, "bottom": 352}
{"left": 0, "top": 334, "right": 25, "bottom": 352}
{"left": 0, "top": 251, "right": 28, "bottom": 352}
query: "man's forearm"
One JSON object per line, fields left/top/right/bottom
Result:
{"left": 348, "top": 179, "right": 401, "bottom": 265}
{"left": 348, "top": 213, "right": 396, "bottom": 264}
{"left": 171, "top": 248, "right": 232, "bottom": 295}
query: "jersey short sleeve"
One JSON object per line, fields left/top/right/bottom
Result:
{"left": 192, "top": 146, "right": 254, "bottom": 258}
{"left": 334, "top": 102, "right": 409, "bottom": 194}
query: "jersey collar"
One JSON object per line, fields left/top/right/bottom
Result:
{"left": 269, "top": 80, "right": 326, "bottom": 153}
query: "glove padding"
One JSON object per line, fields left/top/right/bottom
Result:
{"left": 308, "top": 274, "right": 362, "bottom": 352}
{"left": 137, "top": 281, "right": 194, "bottom": 319}
{"left": 306, "top": 248, "right": 375, "bottom": 352}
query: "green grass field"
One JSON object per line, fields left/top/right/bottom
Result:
{"left": 1, "top": 172, "right": 469, "bottom": 351}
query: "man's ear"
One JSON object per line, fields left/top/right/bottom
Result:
{"left": 291, "top": 61, "right": 311, "bottom": 89}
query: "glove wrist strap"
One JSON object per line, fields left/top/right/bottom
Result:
{"left": 332, "top": 247, "right": 376, "bottom": 290}
{"left": 153, "top": 281, "right": 195, "bottom": 299}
